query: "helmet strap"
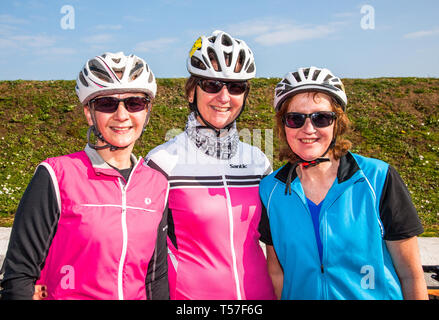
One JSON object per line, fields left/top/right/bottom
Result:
{"left": 296, "top": 138, "right": 336, "bottom": 169}
{"left": 140, "top": 103, "right": 152, "bottom": 136}
{"left": 86, "top": 103, "right": 128, "bottom": 152}
{"left": 284, "top": 138, "right": 336, "bottom": 195}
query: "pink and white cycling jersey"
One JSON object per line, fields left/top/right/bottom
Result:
{"left": 35, "top": 146, "right": 169, "bottom": 300}
{"left": 146, "top": 131, "right": 276, "bottom": 300}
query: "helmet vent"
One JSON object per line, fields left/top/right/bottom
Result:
{"left": 323, "top": 74, "right": 332, "bottom": 82}
{"left": 113, "top": 67, "right": 125, "bottom": 80}
{"left": 191, "top": 56, "right": 207, "bottom": 70}
{"left": 88, "top": 59, "right": 114, "bottom": 83}
{"left": 292, "top": 72, "right": 301, "bottom": 83}
{"left": 234, "top": 50, "right": 245, "bottom": 73}
{"left": 148, "top": 72, "right": 154, "bottom": 83}
{"left": 112, "top": 58, "right": 121, "bottom": 64}
{"left": 207, "top": 48, "right": 221, "bottom": 72}
{"left": 202, "top": 55, "right": 211, "bottom": 69}
{"left": 244, "top": 59, "right": 250, "bottom": 72}
{"left": 129, "top": 61, "right": 144, "bottom": 81}
{"left": 246, "top": 62, "right": 255, "bottom": 74}
{"left": 221, "top": 34, "right": 233, "bottom": 46}
{"left": 79, "top": 72, "right": 89, "bottom": 87}
{"left": 224, "top": 52, "right": 232, "bottom": 67}
{"left": 312, "top": 70, "right": 321, "bottom": 81}
{"left": 303, "top": 68, "right": 310, "bottom": 78}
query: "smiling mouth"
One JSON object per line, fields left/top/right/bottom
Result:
{"left": 111, "top": 126, "right": 132, "bottom": 133}
{"left": 300, "top": 138, "right": 318, "bottom": 144}
{"left": 210, "top": 105, "right": 231, "bottom": 112}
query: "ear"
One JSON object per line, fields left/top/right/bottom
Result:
{"left": 83, "top": 105, "right": 94, "bottom": 126}
{"left": 188, "top": 87, "right": 195, "bottom": 103}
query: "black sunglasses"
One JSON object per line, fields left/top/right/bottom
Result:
{"left": 283, "top": 111, "right": 336, "bottom": 129}
{"left": 198, "top": 79, "right": 248, "bottom": 95}
{"left": 90, "top": 96, "right": 150, "bottom": 113}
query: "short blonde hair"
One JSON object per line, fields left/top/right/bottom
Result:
{"left": 276, "top": 91, "right": 352, "bottom": 163}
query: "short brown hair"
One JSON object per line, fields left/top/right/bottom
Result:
{"left": 276, "top": 92, "right": 352, "bottom": 163}
{"left": 185, "top": 75, "right": 200, "bottom": 100}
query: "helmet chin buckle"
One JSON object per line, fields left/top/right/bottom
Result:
{"left": 86, "top": 125, "right": 128, "bottom": 152}
{"left": 300, "top": 158, "right": 330, "bottom": 168}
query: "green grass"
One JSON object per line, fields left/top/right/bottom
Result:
{"left": 0, "top": 78, "right": 438, "bottom": 236}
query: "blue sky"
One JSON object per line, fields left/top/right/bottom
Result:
{"left": 1, "top": 0, "right": 438, "bottom": 80}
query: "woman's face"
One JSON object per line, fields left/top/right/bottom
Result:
{"left": 284, "top": 92, "right": 335, "bottom": 161}
{"left": 191, "top": 81, "right": 245, "bottom": 129}
{"left": 84, "top": 92, "right": 148, "bottom": 149}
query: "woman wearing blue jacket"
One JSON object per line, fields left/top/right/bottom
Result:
{"left": 258, "top": 66, "right": 428, "bottom": 300}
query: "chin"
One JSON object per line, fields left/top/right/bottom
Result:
{"left": 208, "top": 120, "right": 228, "bottom": 129}
{"left": 107, "top": 139, "right": 135, "bottom": 148}
{"left": 296, "top": 151, "right": 324, "bottom": 161}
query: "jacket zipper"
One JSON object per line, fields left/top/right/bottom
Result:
{"left": 321, "top": 205, "right": 328, "bottom": 299}
{"left": 117, "top": 179, "right": 128, "bottom": 300}
{"left": 222, "top": 175, "right": 242, "bottom": 300}
{"left": 116, "top": 157, "right": 141, "bottom": 300}
{"left": 301, "top": 196, "right": 327, "bottom": 297}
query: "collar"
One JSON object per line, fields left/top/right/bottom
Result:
{"left": 275, "top": 151, "right": 360, "bottom": 185}
{"left": 84, "top": 144, "right": 139, "bottom": 176}
{"left": 184, "top": 112, "right": 239, "bottom": 160}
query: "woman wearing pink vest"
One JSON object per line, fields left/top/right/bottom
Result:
{"left": 146, "top": 31, "right": 276, "bottom": 300}
{"left": 0, "top": 52, "right": 169, "bottom": 300}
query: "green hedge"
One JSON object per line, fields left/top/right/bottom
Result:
{"left": 0, "top": 78, "right": 438, "bottom": 235}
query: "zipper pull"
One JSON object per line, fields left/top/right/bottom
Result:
{"left": 321, "top": 264, "right": 324, "bottom": 273}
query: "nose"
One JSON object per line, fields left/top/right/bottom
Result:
{"left": 301, "top": 118, "right": 317, "bottom": 134}
{"left": 215, "top": 85, "right": 231, "bottom": 104}
{"left": 113, "top": 101, "right": 130, "bottom": 121}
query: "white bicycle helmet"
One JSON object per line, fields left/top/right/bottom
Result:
{"left": 187, "top": 30, "right": 256, "bottom": 80}
{"left": 75, "top": 52, "right": 157, "bottom": 105}
{"left": 273, "top": 66, "right": 347, "bottom": 112}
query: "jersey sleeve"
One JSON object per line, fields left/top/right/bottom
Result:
{"left": 263, "top": 155, "right": 273, "bottom": 177}
{"left": 145, "top": 202, "right": 169, "bottom": 300}
{"left": 0, "top": 165, "right": 60, "bottom": 300}
{"left": 258, "top": 202, "right": 273, "bottom": 246}
{"left": 253, "top": 146, "right": 272, "bottom": 177}
{"left": 379, "top": 165, "right": 424, "bottom": 241}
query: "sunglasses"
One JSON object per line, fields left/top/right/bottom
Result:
{"left": 283, "top": 111, "right": 336, "bottom": 129}
{"left": 198, "top": 79, "right": 248, "bottom": 95}
{"left": 90, "top": 96, "right": 150, "bottom": 113}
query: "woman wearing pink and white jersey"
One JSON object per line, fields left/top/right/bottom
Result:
{"left": 146, "top": 30, "right": 276, "bottom": 300}
{"left": 0, "top": 52, "right": 169, "bottom": 300}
